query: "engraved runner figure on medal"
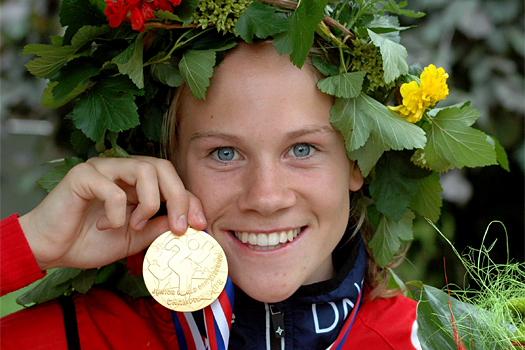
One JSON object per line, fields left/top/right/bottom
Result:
{"left": 143, "top": 227, "right": 228, "bottom": 312}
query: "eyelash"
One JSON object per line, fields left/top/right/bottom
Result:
{"left": 286, "top": 143, "right": 318, "bottom": 159}
{"left": 208, "top": 143, "right": 319, "bottom": 163}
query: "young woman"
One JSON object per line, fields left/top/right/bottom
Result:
{"left": 1, "top": 42, "right": 421, "bottom": 349}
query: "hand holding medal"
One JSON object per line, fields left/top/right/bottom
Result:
{"left": 143, "top": 227, "right": 228, "bottom": 311}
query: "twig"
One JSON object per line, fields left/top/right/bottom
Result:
{"left": 145, "top": 22, "right": 199, "bottom": 30}
{"left": 145, "top": 0, "right": 355, "bottom": 40}
{"left": 257, "top": 0, "right": 354, "bottom": 39}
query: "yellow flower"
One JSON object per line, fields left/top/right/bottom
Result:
{"left": 420, "top": 64, "right": 449, "bottom": 105}
{"left": 389, "top": 64, "right": 449, "bottom": 123}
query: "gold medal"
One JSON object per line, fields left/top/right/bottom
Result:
{"left": 143, "top": 228, "right": 228, "bottom": 312}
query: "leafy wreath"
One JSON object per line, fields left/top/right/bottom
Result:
{"left": 20, "top": 0, "right": 508, "bottom": 308}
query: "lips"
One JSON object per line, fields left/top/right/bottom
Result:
{"left": 232, "top": 228, "right": 302, "bottom": 251}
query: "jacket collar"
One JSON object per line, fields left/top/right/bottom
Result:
{"left": 229, "top": 235, "right": 366, "bottom": 350}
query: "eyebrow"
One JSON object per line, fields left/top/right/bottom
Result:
{"left": 188, "top": 124, "right": 335, "bottom": 143}
{"left": 284, "top": 124, "right": 335, "bottom": 140}
{"left": 189, "top": 131, "right": 243, "bottom": 143}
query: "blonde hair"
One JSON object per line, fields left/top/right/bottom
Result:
{"left": 161, "top": 41, "right": 404, "bottom": 300}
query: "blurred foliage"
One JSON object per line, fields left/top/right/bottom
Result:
{"left": 395, "top": 0, "right": 524, "bottom": 288}
{"left": 0, "top": 0, "right": 523, "bottom": 315}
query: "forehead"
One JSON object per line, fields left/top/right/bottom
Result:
{"left": 177, "top": 42, "right": 332, "bottom": 133}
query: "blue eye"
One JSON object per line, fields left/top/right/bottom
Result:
{"left": 214, "top": 147, "right": 236, "bottom": 161}
{"left": 292, "top": 143, "right": 312, "bottom": 158}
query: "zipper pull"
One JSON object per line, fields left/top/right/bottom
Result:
{"left": 270, "top": 304, "right": 285, "bottom": 338}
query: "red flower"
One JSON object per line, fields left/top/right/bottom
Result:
{"left": 105, "top": 0, "right": 181, "bottom": 32}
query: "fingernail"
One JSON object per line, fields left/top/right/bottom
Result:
{"left": 177, "top": 215, "right": 187, "bottom": 231}
{"left": 136, "top": 220, "right": 148, "bottom": 231}
{"left": 197, "top": 211, "right": 207, "bottom": 225}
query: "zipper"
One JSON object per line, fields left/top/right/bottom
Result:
{"left": 269, "top": 304, "right": 285, "bottom": 350}
{"left": 270, "top": 304, "right": 285, "bottom": 338}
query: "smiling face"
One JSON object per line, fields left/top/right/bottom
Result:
{"left": 174, "top": 42, "right": 363, "bottom": 303}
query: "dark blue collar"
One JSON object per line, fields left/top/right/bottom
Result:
{"left": 229, "top": 236, "right": 366, "bottom": 350}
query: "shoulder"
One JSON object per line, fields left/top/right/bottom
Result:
{"left": 1, "top": 297, "right": 66, "bottom": 349}
{"left": 343, "top": 293, "right": 422, "bottom": 350}
{"left": 73, "top": 288, "right": 176, "bottom": 349}
{"left": 1, "top": 288, "right": 177, "bottom": 350}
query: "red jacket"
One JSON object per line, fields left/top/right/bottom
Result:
{"left": 1, "top": 214, "right": 421, "bottom": 349}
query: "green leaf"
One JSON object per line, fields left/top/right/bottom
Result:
{"left": 71, "top": 129, "right": 95, "bottom": 156}
{"left": 99, "top": 146, "right": 131, "bottom": 158}
{"left": 330, "top": 93, "right": 426, "bottom": 154}
{"left": 171, "top": 0, "right": 199, "bottom": 25}
{"left": 50, "top": 36, "right": 64, "bottom": 46}
{"left": 190, "top": 32, "right": 238, "bottom": 52}
{"left": 368, "top": 29, "right": 408, "bottom": 84}
{"left": 417, "top": 285, "right": 508, "bottom": 350}
{"left": 425, "top": 105, "right": 497, "bottom": 170}
{"left": 36, "top": 157, "right": 84, "bottom": 192}
{"left": 23, "top": 44, "right": 79, "bottom": 79}
{"left": 143, "top": 102, "right": 164, "bottom": 142}
{"left": 17, "top": 268, "right": 83, "bottom": 306}
{"left": 428, "top": 101, "right": 478, "bottom": 126}
{"left": 52, "top": 57, "right": 100, "bottom": 101}
{"left": 23, "top": 25, "right": 109, "bottom": 79}
{"left": 273, "top": 0, "right": 326, "bottom": 68}
{"left": 150, "top": 56, "right": 184, "bottom": 87}
{"left": 331, "top": 96, "right": 370, "bottom": 152}
{"left": 70, "top": 25, "right": 110, "bottom": 47}
{"left": 410, "top": 172, "right": 443, "bottom": 222}
{"left": 60, "top": 0, "right": 108, "bottom": 43}
{"left": 71, "top": 268, "right": 99, "bottom": 293}
{"left": 95, "top": 262, "right": 119, "bottom": 284}
{"left": 365, "top": 14, "right": 413, "bottom": 33}
{"left": 71, "top": 76, "right": 141, "bottom": 141}
{"left": 179, "top": 49, "right": 216, "bottom": 100}
{"left": 154, "top": 10, "right": 182, "bottom": 21}
{"left": 317, "top": 71, "right": 366, "bottom": 98}
{"left": 112, "top": 34, "right": 144, "bottom": 89}
{"left": 348, "top": 133, "right": 385, "bottom": 177}
{"left": 117, "top": 273, "right": 150, "bottom": 299}
{"left": 368, "top": 209, "right": 414, "bottom": 267}
{"left": 370, "top": 151, "right": 430, "bottom": 221}
{"left": 42, "top": 81, "right": 86, "bottom": 109}
{"left": 236, "top": 1, "right": 288, "bottom": 44}
{"left": 490, "top": 136, "right": 510, "bottom": 172}
{"left": 378, "top": 0, "right": 425, "bottom": 18}
{"left": 312, "top": 55, "right": 339, "bottom": 76}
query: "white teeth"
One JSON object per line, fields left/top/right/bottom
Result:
{"left": 233, "top": 228, "right": 302, "bottom": 250}
{"left": 268, "top": 232, "right": 280, "bottom": 245}
{"left": 257, "top": 234, "right": 268, "bottom": 246}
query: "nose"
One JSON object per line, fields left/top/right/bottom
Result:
{"left": 237, "top": 161, "right": 296, "bottom": 216}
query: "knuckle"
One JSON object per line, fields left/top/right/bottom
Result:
{"left": 67, "top": 162, "right": 93, "bottom": 178}
{"left": 135, "top": 162, "right": 156, "bottom": 178}
{"left": 156, "top": 158, "right": 176, "bottom": 173}
{"left": 112, "top": 188, "right": 128, "bottom": 205}
{"left": 144, "top": 199, "right": 161, "bottom": 214}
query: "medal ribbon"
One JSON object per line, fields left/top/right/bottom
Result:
{"left": 325, "top": 282, "right": 363, "bottom": 350}
{"left": 171, "top": 276, "right": 235, "bottom": 350}
{"left": 172, "top": 278, "right": 363, "bottom": 350}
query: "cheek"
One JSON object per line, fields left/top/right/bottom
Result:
{"left": 184, "top": 167, "right": 236, "bottom": 215}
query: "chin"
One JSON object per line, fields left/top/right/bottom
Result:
{"left": 230, "top": 271, "right": 302, "bottom": 303}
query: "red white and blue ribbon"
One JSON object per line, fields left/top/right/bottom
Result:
{"left": 326, "top": 282, "right": 363, "bottom": 350}
{"left": 171, "top": 277, "right": 235, "bottom": 350}
{"left": 172, "top": 278, "right": 362, "bottom": 350}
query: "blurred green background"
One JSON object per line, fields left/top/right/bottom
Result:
{"left": 1, "top": 0, "right": 523, "bottom": 316}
